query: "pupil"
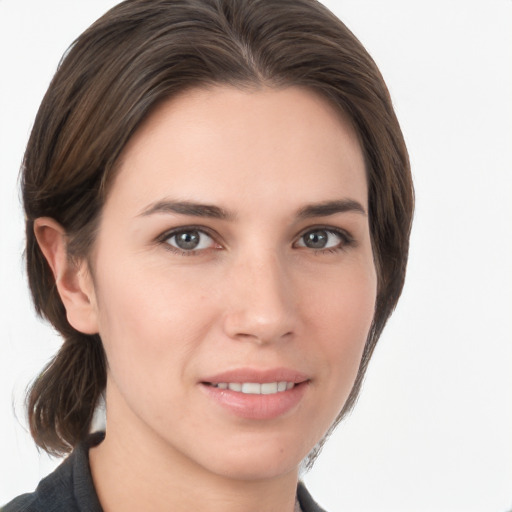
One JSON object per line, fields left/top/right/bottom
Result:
{"left": 176, "top": 231, "right": 200, "bottom": 250}
{"left": 305, "top": 230, "right": 327, "bottom": 249}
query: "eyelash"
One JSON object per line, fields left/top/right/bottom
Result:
{"left": 157, "top": 225, "right": 355, "bottom": 256}
{"left": 157, "top": 225, "right": 220, "bottom": 257}
{"left": 295, "top": 226, "right": 356, "bottom": 255}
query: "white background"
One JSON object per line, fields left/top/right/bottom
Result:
{"left": 1, "top": 1, "right": 511, "bottom": 510}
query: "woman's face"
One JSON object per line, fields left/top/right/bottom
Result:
{"left": 85, "top": 86, "right": 376, "bottom": 481}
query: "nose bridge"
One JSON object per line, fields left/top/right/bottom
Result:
{"left": 223, "top": 247, "right": 296, "bottom": 343}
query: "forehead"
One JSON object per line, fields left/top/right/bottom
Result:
{"left": 107, "top": 85, "right": 367, "bottom": 217}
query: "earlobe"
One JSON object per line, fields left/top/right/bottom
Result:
{"left": 34, "top": 217, "right": 99, "bottom": 335}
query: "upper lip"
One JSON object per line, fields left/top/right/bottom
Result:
{"left": 201, "top": 367, "right": 310, "bottom": 384}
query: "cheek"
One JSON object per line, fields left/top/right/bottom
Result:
{"left": 92, "top": 268, "right": 219, "bottom": 432}
{"left": 93, "top": 263, "right": 217, "bottom": 382}
{"left": 304, "top": 264, "right": 376, "bottom": 385}
{"left": 307, "top": 260, "right": 376, "bottom": 333}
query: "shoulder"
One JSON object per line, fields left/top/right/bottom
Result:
{"left": 1, "top": 493, "right": 35, "bottom": 512}
{"left": 1, "top": 493, "right": 39, "bottom": 512}
{"left": 297, "top": 481, "right": 328, "bottom": 512}
{"left": 2, "top": 433, "right": 105, "bottom": 512}
{"left": 1, "top": 455, "right": 76, "bottom": 512}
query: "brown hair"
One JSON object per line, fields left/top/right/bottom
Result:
{"left": 23, "top": 0, "right": 413, "bottom": 457}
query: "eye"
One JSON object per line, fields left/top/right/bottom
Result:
{"left": 295, "top": 228, "right": 351, "bottom": 251}
{"left": 164, "top": 228, "right": 218, "bottom": 252}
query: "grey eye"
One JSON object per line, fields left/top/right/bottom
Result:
{"left": 303, "top": 230, "right": 329, "bottom": 249}
{"left": 296, "top": 229, "right": 344, "bottom": 250}
{"left": 174, "top": 231, "right": 200, "bottom": 250}
{"left": 167, "top": 230, "right": 214, "bottom": 251}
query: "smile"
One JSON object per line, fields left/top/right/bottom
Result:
{"left": 208, "top": 382, "right": 295, "bottom": 394}
{"left": 202, "top": 379, "right": 308, "bottom": 420}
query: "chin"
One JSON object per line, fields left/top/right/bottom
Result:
{"left": 206, "top": 453, "right": 300, "bottom": 482}
{"left": 190, "top": 431, "right": 315, "bottom": 482}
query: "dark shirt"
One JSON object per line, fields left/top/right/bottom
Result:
{"left": 2, "top": 433, "right": 326, "bottom": 512}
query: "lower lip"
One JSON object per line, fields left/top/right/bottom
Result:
{"left": 200, "top": 382, "right": 308, "bottom": 420}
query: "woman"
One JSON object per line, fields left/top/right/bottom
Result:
{"left": 3, "top": 0, "right": 413, "bottom": 510}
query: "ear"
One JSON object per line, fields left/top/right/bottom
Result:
{"left": 34, "top": 217, "right": 99, "bottom": 335}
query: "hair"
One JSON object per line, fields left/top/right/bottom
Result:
{"left": 23, "top": 0, "right": 413, "bottom": 459}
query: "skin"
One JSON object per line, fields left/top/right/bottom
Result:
{"left": 35, "top": 86, "right": 377, "bottom": 512}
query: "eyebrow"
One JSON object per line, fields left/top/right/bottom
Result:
{"left": 138, "top": 198, "right": 366, "bottom": 221}
{"left": 138, "top": 200, "right": 236, "bottom": 220}
{"left": 297, "top": 199, "right": 367, "bottom": 219}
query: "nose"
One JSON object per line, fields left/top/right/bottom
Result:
{"left": 222, "top": 252, "right": 297, "bottom": 344}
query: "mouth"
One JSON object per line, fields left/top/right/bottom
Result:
{"left": 199, "top": 369, "right": 309, "bottom": 420}
{"left": 206, "top": 381, "right": 296, "bottom": 394}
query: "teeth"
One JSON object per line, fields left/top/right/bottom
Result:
{"left": 242, "top": 382, "right": 261, "bottom": 394}
{"left": 261, "top": 382, "right": 278, "bottom": 394}
{"left": 211, "top": 381, "right": 295, "bottom": 394}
